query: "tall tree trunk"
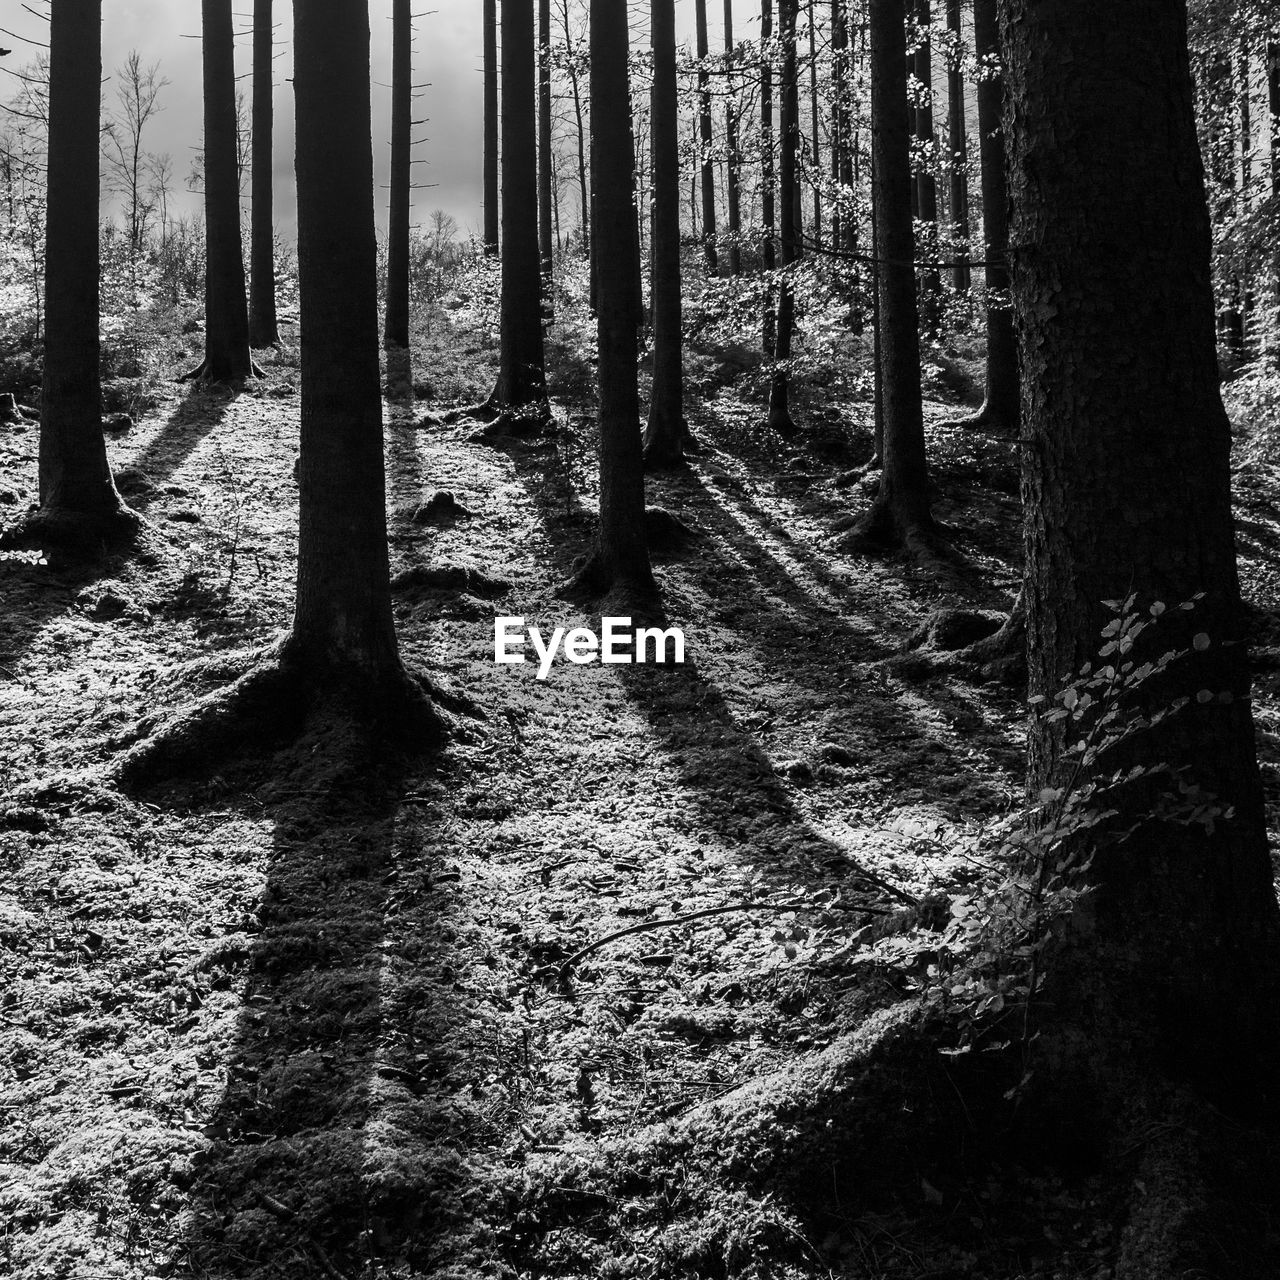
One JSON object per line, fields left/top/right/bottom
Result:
{"left": 483, "top": 0, "right": 500, "bottom": 256}
{"left": 724, "top": 0, "right": 743, "bottom": 275}
{"left": 912, "top": 0, "right": 941, "bottom": 336}
{"left": 841, "top": 0, "right": 937, "bottom": 555}
{"left": 768, "top": 0, "right": 800, "bottom": 434}
{"left": 248, "top": 0, "right": 279, "bottom": 348}
{"left": 490, "top": 0, "right": 547, "bottom": 411}
{"left": 944, "top": 0, "right": 969, "bottom": 292}
{"left": 1004, "top": 3, "right": 1280, "bottom": 1269}
{"left": 761, "top": 0, "right": 777, "bottom": 353}
{"left": 808, "top": 0, "right": 822, "bottom": 243}
{"left": 384, "top": 0, "right": 412, "bottom": 349}
{"left": 830, "top": 0, "right": 847, "bottom": 250}
{"left": 31, "top": 0, "right": 136, "bottom": 545}
{"left": 560, "top": 0, "right": 591, "bottom": 269}
{"left": 539, "top": 0, "right": 554, "bottom": 286}
{"left": 191, "top": 0, "right": 254, "bottom": 382}
{"left": 645, "top": 0, "right": 686, "bottom": 468}
{"left": 695, "top": 0, "right": 719, "bottom": 275}
{"left": 1269, "top": 42, "right": 1280, "bottom": 199}
{"left": 574, "top": 0, "right": 658, "bottom": 604}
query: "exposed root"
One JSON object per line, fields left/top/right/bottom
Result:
{"left": 939, "top": 403, "right": 1013, "bottom": 434}
{"left": 644, "top": 506, "right": 699, "bottom": 558}
{"left": 835, "top": 498, "right": 959, "bottom": 574}
{"left": 559, "top": 553, "right": 664, "bottom": 626}
{"left": 390, "top": 563, "right": 510, "bottom": 598}
{"left": 1, "top": 502, "right": 149, "bottom": 560}
{"left": 410, "top": 490, "right": 471, "bottom": 525}
{"left": 176, "top": 357, "right": 266, "bottom": 384}
{"left": 465, "top": 401, "right": 553, "bottom": 444}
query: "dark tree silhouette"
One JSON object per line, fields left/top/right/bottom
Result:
{"left": 807, "top": 0, "right": 821, "bottom": 241}
{"left": 830, "top": 0, "right": 853, "bottom": 251}
{"left": 20, "top": 0, "right": 138, "bottom": 548}
{"left": 767, "top": 0, "right": 800, "bottom": 435}
{"left": 761, "top": 0, "right": 776, "bottom": 354}
{"left": 912, "top": 0, "right": 941, "bottom": 335}
{"left": 384, "top": 0, "right": 411, "bottom": 349}
{"left": 183, "top": 0, "right": 258, "bottom": 383}
{"left": 1007, "top": 1, "right": 1280, "bottom": 1268}
{"left": 483, "top": 0, "right": 499, "bottom": 256}
{"left": 248, "top": 0, "right": 279, "bottom": 349}
{"left": 694, "top": 0, "right": 719, "bottom": 274}
{"left": 539, "top": 0, "right": 554, "bottom": 286}
{"left": 644, "top": 0, "right": 686, "bottom": 469}
{"left": 724, "top": 0, "right": 742, "bottom": 275}
{"left": 944, "top": 0, "right": 969, "bottom": 292}
{"left": 839, "top": 0, "right": 939, "bottom": 557}
{"left": 568, "top": 0, "right": 658, "bottom": 608}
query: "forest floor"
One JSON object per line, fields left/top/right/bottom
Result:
{"left": 1, "top": 311, "right": 1279, "bottom": 1280}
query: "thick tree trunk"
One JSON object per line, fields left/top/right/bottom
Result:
{"left": 194, "top": 0, "right": 254, "bottom": 383}
{"left": 384, "top": 0, "right": 412, "bottom": 350}
{"left": 761, "top": 0, "right": 777, "bottom": 354}
{"left": 490, "top": 0, "right": 547, "bottom": 412}
{"left": 574, "top": 0, "right": 658, "bottom": 604}
{"left": 1006, "top": 3, "right": 1280, "bottom": 1272}
{"left": 644, "top": 0, "right": 686, "bottom": 469}
{"left": 841, "top": 0, "right": 937, "bottom": 554}
{"left": 538, "top": 0, "right": 554, "bottom": 287}
{"left": 768, "top": 0, "right": 800, "bottom": 434}
{"left": 248, "top": 0, "right": 279, "bottom": 349}
{"left": 1269, "top": 42, "right": 1279, "bottom": 199}
{"left": 724, "top": 0, "right": 743, "bottom": 276}
{"left": 912, "top": 0, "right": 941, "bottom": 336}
{"left": 483, "top": 0, "right": 499, "bottom": 256}
{"left": 808, "top": 0, "right": 822, "bottom": 243}
{"left": 695, "top": 0, "right": 719, "bottom": 275}
{"left": 944, "top": 0, "right": 969, "bottom": 293}
{"left": 33, "top": 0, "right": 136, "bottom": 544}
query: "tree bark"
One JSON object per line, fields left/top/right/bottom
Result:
{"left": 808, "top": 0, "right": 822, "bottom": 244}
{"left": 912, "top": 0, "right": 940, "bottom": 336}
{"left": 1005, "top": 2, "right": 1280, "bottom": 1270}
{"left": 644, "top": 0, "right": 686, "bottom": 469}
{"left": 573, "top": 0, "right": 658, "bottom": 604}
{"left": 248, "top": 0, "right": 279, "bottom": 349}
{"left": 761, "top": 0, "right": 777, "bottom": 354}
{"left": 768, "top": 0, "right": 800, "bottom": 434}
{"left": 695, "top": 0, "right": 719, "bottom": 275}
{"left": 944, "top": 0, "right": 969, "bottom": 293}
{"left": 384, "top": 0, "right": 412, "bottom": 349}
{"left": 33, "top": 0, "right": 136, "bottom": 544}
{"left": 724, "top": 0, "right": 743, "bottom": 276}
{"left": 483, "top": 0, "right": 500, "bottom": 256}
{"left": 830, "top": 0, "right": 848, "bottom": 250}
{"left": 1269, "top": 42, "right": 1279, "bottom": 199}
{"left": 490, "top": 0, "right": 547, "bottom": 411}
{"left": 559, "top": 0, "right": 591, "bottom": 271}
{"left": 539, "top": 0, "right": 554, "bottom": 287}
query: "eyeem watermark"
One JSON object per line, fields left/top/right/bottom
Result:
{"left": 494, "top": 616, "right": 686, "bottom": 679}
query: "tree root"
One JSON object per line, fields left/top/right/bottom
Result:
{"left": 835, "top": 499, "right": 959, "bottom": 574}
{"left": 938, "top": 402, "right": 1013, "bottom": 433}
{"left": 0, "top": 502, "right": 149, "bottom": 560}
{"left": 176, "top": 357, "right": 267, "bottom": 384}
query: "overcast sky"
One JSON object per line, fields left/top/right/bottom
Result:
{"left": 2, "top": 2, "right": 723, "bottom": 244}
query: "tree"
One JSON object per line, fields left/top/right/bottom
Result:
{"left": 569, "top": 0, "right": 658, "bottom": 607}
{"left": 558, "top": 0, "right": 591, "bottom": 272}
{"left": 483, "top": 0, "right": 499, "bottom": 256}
{"left": 183, "top": 0, "right": 258, "bottom": 383}
{"left": 539, "top": 0, "right": 554, "bottom": 286}
{"left": 643, "top": 0, "right": 686, "bottom": 469}
{"left": 248, "top": 0, "right": 279, "bottom": 348}
{"left": 944, "top": 0, "right": 969, "bottom": 292}
{"left": 1005, "top": 1, "right": 1280, "bottom": 1267}
{"left": 724, "top": 0, "right": 742, "bottom": 275}
{"left": 100, "top": 51, "right": 168, "bottom": 263}
{"left": 761, "top": 0, "right": 776, "bottom": 353}
{"left": 384, "top": 0, "right": 411, "bottom": 348}
{"left": 767, "top": 0, "right": 800, "bottom": 435}
{"left": 912, "top": 0, "right": 941, "bottom": 335}
{"left": 21, "top": 0, "right": 138, "bottom": 549}
{"left": 694, "top": 0, "right": 719, "bottom": 274}
{"left": 807, "top": 0, "right": 822, "bottom": 242}
{"left": 840, "top": 0, "right": 939, "bottom": 557}
{"left": 830, "top": 0, "right": 853, "bottom": 251}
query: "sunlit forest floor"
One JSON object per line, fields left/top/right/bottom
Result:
{"left": 2, "top": 307, "right": 1279, "bottom": 1279}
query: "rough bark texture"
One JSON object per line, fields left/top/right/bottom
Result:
{"left": 575, "top": 0, "right": 658, "bottom": 604}
{"left": 944, "top": 0, "right": 969, "bottom": 293}
{"left": 644, "top": 0, "right": 686, "bottom": 469}
{"left": 768, "top": 0, "right": 800, "bottom": 434}
{"left": 196, "top": 0, "right": 254, "bottom": 382}
{"left": 1005, "top": 1, "right": 1280, "bottom": 1268}
{"left": 695, "top": 0, "right": 719, "bottom": 275}
{"left": 483, "top": 0, "right": 499, "bottom": 256}
{"left": 491, "top": 0, "right": 547, "bottom": 411}
{"left": 538, "top": 0, "right": 554, "bottom": 286}
{"left": 384, "top": 0, "right": 412, "bottom": 350}
{"left": 33, "top": 0, "right": 135, "bottom": 544}
{"left": 761, "top": 0, "right": 777, "bottom": 354}
{"left": 912, "top": 0, "right": 941, "bottom": 335}
{"left": 724, "top": 0, "right": 743, "bottom": 276}
{"left": 248, "top": 0, "right": 279, "bottom": 349}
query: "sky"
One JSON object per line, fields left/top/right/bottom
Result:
{"left": 1, "top": 1, "right": 722, "bottom": 245}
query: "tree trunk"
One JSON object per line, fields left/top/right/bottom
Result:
{"left": 483, "top": 0, "right": 499, "bottom": 256}
{"left": 944, "top": 0, "right": 969, "bottom": 293}
{"left": 912, "top": 0, "right": 940, "bottom": 336}
{"left": 695, "top": 0, "right": 719, "bottom": 275}
{"left": 560, "top": 0, "right": 591, "bottom": 270}
{"left": 761, "top": 0, "right": 777, "bottom": 354}
{"left": 830, "top": 0, "right": 847, "bottom": 250}
{"left": 1005, "top": 3, "right": 1280, "bottom": 1270}
{"left": 539, "top": 0, "right": 554, "bottom": 287}
{"left": 194, "top": 0, "right": 254, "bottom": 383}
{"left": 574, "top": 0, "right": 658, "bottom": 604}
{"left": 33, "top": 0, "right": 136, "bottom": 544}
{"left": 808, "top": 0, "right": 822, "bottom": 244}
{"left": 644, "top": 0, "right": 685, "bottom": 468}
{"left": 384, "top": 0, "right": 412, "bottom": 349}
{"left": 841, "top": 0, "right": 937, "bottom": 554}
{"left": 724, "top": 0, "right": 742, "bottom": 276}
{"left": 1269, "top": 42, "right": 1279, "bottom": 199}
{"left": 768, "top": 0, "right": 800, "bottom": 434}
{"left": 248, "top": 0, "right": 279, "bottom": 349}
{"left": 291, "top": 0, "right": 412, "bottom": 700}
{"left": 490, "top": 0, "right": 547, "bottom": 411}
